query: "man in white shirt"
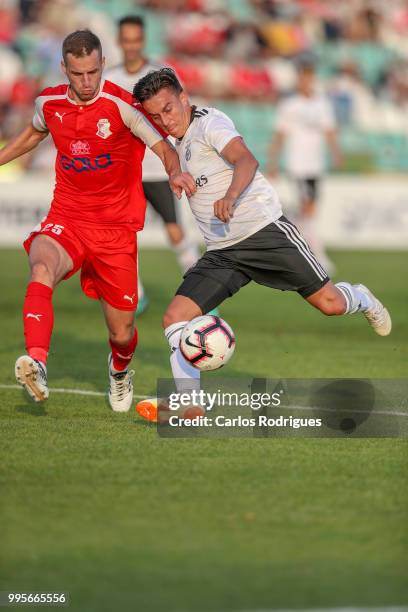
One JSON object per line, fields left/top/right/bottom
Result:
{"left": 133, "top": 68, "right": 391, "bottom": 418}
{"left": 268, "top": 63, "right": 342, "bottom": 274}
{"left": 105, "top": 16, "right": 199, "bottom": 315}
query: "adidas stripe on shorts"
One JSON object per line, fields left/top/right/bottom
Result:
{"left": 176, "top": 215, "right": 330, "bottom": 314}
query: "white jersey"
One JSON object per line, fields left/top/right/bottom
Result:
{"left": 275, "top": 93, "right": 336, "bottom": 178}
{"left": 105, "top": 59, "right": 168, "bottom": 181}
{"left": 176, "top": 107, "right": 283, "bottom": 251}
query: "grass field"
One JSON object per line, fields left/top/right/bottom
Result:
{"left": 0, "top": 248, "right": 407, "bottom": 612}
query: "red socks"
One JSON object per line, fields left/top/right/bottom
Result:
{"left": 109, "top": 328, "right": 138, "bottom": 371}
{"left": 23, "top": 281, "right": 137, "bottom": 371}
{"left": 23, "top": 282, "right": 54, "bottom": 364}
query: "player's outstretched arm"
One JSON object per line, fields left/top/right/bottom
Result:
{"left": 0, "top": 124, "right": 48, "bottom": 167}
{"left": 124, "top": 105, "right": 196, "bottom": 198}
{"left": 214, "top": 137, "right": 259, "bottom": 223}
{"left": 151, "top": 139, "right": 196, "bottom": 199}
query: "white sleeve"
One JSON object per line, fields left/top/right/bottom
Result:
{"left": 129, "top": 108, "right": 163, "bottom": 148}
{"left": 203, "top": 112, "right": 241, "bottom": 154}
{"left": 125, "top": 105, "right": 163, "bottom": 148}
{"left": 102, "top": 93, "right": 163, "bottom": 148}
{"left": 32, "top": 97, "right": 48, "bottom": 132}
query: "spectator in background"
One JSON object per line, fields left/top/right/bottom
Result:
{"left": 268, "top": 62, "right": 342, "bottom": 274}
{"left": 166, "top": 9, "right": 230, "bottom": 58}
{"left": 224, "top": 21, "right": 265, "bottom": 62}
{"left": 328, "top": 59, "right": 378, "bottom": 130}
{"left": 259, "top": 2, "right": 312, "bottom": 58}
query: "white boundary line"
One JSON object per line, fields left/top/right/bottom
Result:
{"left": 0, "top": 384, "right": 146, "bottom": 400}
{"left": 0, "top": 384, "right": 407, "bottom": 418}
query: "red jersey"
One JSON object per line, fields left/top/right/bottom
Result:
{"left": 32, "top": 79, "right": 163, "bottom": 230}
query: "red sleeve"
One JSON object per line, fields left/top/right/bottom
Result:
{"left": 37, "top": 84, "right": 69, "bottom": 97}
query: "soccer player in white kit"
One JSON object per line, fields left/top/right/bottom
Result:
{"left": 268, "top": 63, "right": 342, "bottom": 274}
{"left": 105, "top": 16, "right": 199, "bottom": 315}
{"left": 134, "top": 68, "right": 391, "bottom": 412}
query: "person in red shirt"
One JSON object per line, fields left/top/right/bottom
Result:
{"left": 0, "top": 30, "right": 195, "bottom": 411}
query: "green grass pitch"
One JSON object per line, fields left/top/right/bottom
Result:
{"left": 0, "top": 248, "right": 407, "bottom": 612}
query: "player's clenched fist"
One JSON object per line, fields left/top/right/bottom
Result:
{"left": 214, "top": 196, "right": 236, "bottom": 223}
{"left": 169, "top": 172, "right": 197, "bottom": 199}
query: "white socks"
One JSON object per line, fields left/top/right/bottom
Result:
{"left": 164, "top": 321, "right": 200, "bottom": 393}
{"left": 173, "top": 238, "right": 200, "bottom": 273}
{"left": 335, "top": 282, "right": 375, "bottom": 314}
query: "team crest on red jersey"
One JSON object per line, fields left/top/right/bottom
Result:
{"left": 70, "top": 140, "right": 91, "bottom": 155}
{"left": 96, "top": 118, "right": 112, "bottom": 139}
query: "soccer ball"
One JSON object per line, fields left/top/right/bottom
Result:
{"left": 179, "top": 315, "right": 236, "bottom": 371}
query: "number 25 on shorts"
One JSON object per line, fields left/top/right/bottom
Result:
{"left": 41, "top": 223, "right": 65, "bottom": 236}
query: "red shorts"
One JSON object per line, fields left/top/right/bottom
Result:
{"left": 24, "top": 215, "right": 138, "bottom": 311}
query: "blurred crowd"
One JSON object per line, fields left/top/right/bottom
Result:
{"left": 1, "top": 0, "right": 408, "bottom": 166}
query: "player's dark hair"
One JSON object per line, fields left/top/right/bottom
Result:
{"left": 118, "top": 15, "right": 145, "bottom": 30}
{"left": 133, "top": 68, "right": 182, "bottom": 102}
{"left": 62, "top": 30, "right": 102, "bottom": 62}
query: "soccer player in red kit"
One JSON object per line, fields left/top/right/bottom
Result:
{"left": 0, "top": 30, "right": 195, "bottom": 411}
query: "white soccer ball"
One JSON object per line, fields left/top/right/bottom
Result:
{"left": 180, "top": 315, "right": 236, "bottom": 371}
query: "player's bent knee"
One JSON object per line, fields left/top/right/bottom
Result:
{"left": 163, "top": 309, "right": 185, "bottom": 329}
{"left": 163, "top": 296, "right": 202, "bottom": 329}
{"left": 30, "top": 261, "right": 54, "bottom": 285}
{"left": 109, "top": 324, "right": 134, "bottom": 346}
